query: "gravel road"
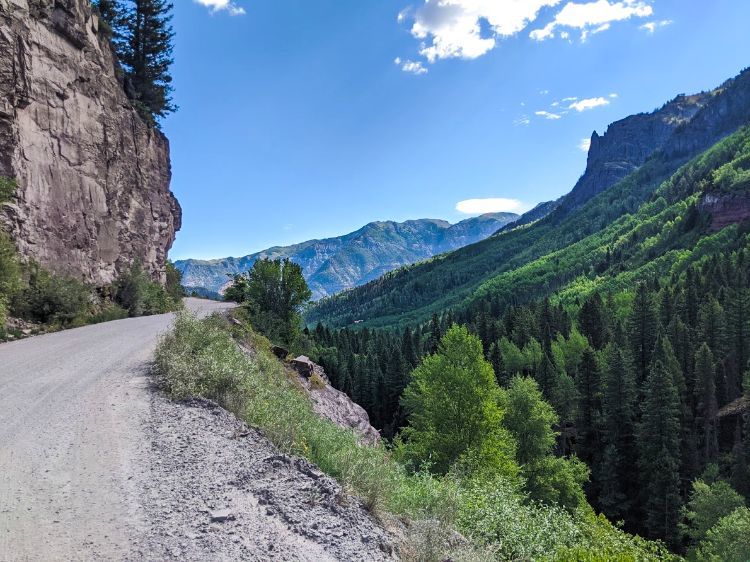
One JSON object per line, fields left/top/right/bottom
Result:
{"left": 0, "top": 298, "right": 395, "bottom": 561}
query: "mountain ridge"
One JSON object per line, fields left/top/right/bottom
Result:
{"left": 176, "top": 212, "right": 518, "bottom": 299}
{"left": 307, "top": 66, "right": 750, "bottom": 329}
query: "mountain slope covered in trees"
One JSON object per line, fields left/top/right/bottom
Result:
{"left": 305, "top": 120, "right": 750, "bottom": 553}
{"left": 175, "top": 213, "right": 518, "bottom": 300}
{"left": 307, "top": 67, "right": 750, "bottom": 330}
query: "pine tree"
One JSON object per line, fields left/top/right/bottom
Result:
{"left": 694, "top": 343, "right": 719, "bottom": 467}
{"left": 94, "top": 0, "right": 123, "bottom": 33}
{"left": 578, "top": 293, "right": 609, "bottom": 350}
{"left": 576, "top": 348, "right": 602, "bottom": 465}
{"left": 599, "top": 345, "right": 637, "bottom": 520}
{"left": 726, "top": 287, "right": 750, "bottom": 399}
{"left": 118, "top": 0, "right": 176, "bottom": 119}
{"left": 629, "top": 283, "right": 659, "bottom": 384}
{"left": 427, "top": 313, "right": 442, "bottom": 354}
{"left": 401, "top": 326, "right": 418, "bottom": 368}
{"left": 638, "top": 360, "right": 682, "bottom": 546}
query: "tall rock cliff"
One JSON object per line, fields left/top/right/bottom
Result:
{"left": 0, "top": 0, "right": 180, "bottom": 284}
{"left": 558, "top": 67, "right": 750, "bottom": 216}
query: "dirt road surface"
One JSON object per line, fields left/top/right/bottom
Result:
{"left": 0, "top": 299, "right": 231, "bottom": 561}
{"left": 0, "top": 298, "right": 394, "bottom": 562}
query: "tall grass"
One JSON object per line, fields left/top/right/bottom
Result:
{"left": 153, "top": 312, "right": 677, "bottom": 561}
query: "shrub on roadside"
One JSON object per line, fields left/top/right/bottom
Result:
{"left": 12, "top": 265, "right": 91, "bottom": 325}
{"left": 165, "top": 260, "right": 185, "bottom": 301}
{"left": 0, "top": 232, "right": 21, "bottom": 329}
{"left": 114, "top": 261, "right": 180, "bottom": 317}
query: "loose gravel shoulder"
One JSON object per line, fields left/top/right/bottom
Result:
{"left": 131, "top": 395, "right": 397, "bottom": 561}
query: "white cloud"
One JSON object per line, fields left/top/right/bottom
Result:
{"left": 536, "top": 110, "right": 562, "bottom": 120}
{"left": 569, "top": 96, "right": 610, "bottom": 111}
{"left": 539, "top": 89, "right": 550, "bottom": 95}
{"left": 579, "top": 138, "right": 592, "bottom": 152}
{"left": 609, "top": 92, "right": 618, "bottom": 98}
{"left": 402, "top": 0, "right": 562, "bottom": 63}
{"left": 456, "top": 198, "right": 527, "bottom": 214}
{"left": 640, "top": 19, "right": 673, "bottom": 33}
{"left": 395, "top": 57, "right": 429, "bottom": 75}
{"left": 195, "top": 0, "right": 245, "bottom": 15}
{"left": 530, "top": 0, "right": 652, "bottom": 41}
{"left": 514, "top": 115, "right": 531, "bottom": 126}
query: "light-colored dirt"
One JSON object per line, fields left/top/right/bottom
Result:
{"left": 0, "top": 298, "right": 395, "bottom": 561}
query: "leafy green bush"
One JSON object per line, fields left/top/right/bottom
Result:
{"left": 680, "top": 479, "right": 745, "bottom": 547}
{"left": 165, "top": 260, "right": 185, "bottom": 301}
{"left": 12, "top": 265, "right": 91, "bottom": 325}
{"left": 0, "top": 177, "right": 20, "bottom": 331}
{"left": 695, "top": 507, "right": 750, "bottom": 562}
{"left": 114, "top": 261, "right": 180, "bottom": 317}
{"left": 0, "top": 176, "right": 15, "bottom": 203}
{"left": 0, "top": 232, "right": 21, "bottom": 330}
{"left": 224, "top": 258, "right": 311, "bottom": 346}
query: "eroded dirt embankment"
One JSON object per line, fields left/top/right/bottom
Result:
{"left": 131, "top": 396, "right": 396, "bottom": 562}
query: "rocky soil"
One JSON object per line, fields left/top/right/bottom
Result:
{"left": 131, "top": 395, "right": 396, "bottom": 561}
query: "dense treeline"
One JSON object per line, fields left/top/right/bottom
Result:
{"left": 309, "top": 248, "right": 750, "bottom": 552}
{"left": 305, "top": 126, "right": 750, "bottom": 554}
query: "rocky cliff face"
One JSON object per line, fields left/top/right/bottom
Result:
{"left": 559, "top": 67, "right": 750, "bottom": 215}
{"left": 699, "top": 191, "right": 750, "bottom": 231}
{"left": 176, "top": 213, "right": 518, "bottom": 300}
{"left": 562, "top": 94, "right": 711, "bottom": 212}
{"left": 0, "top": 0, "right": 180, "bottom": 285}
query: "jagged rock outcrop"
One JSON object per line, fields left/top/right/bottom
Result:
{"left": 699, "top": 191, "right": 750, "bottom": 231}
{"left": 564, "top": 94, "right": 711, "bottom": 212}
{"left": 291, "top": 357, "right": 381, "bottom": 445}
{"left": 0, "top": 0, "right": 180, "bottom": 284}
{"left": 559, "top": 67, "right": 750, "bottom": 216}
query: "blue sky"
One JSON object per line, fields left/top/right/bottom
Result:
{"left": 166, "top": 0, "right": 750, "bottom": 260}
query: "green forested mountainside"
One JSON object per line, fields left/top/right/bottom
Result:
{"left": 175, "top": 213, "right": 517, "bottom": 300}
{"left": 303, "top": 125, "right": 750, "bottom": 552}
{"left": 307, "top": 67, "right": 750, "bottom": 330}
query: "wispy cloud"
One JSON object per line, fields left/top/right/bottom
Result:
{"left": 394, "top": 57, "right": 428, "bottom": 75}
{"left": 579, "top": 138, "right": 592, "bottom": 152}
{"left": 536, "top": 110, "right": 562, "bottom": 120}
{"left": 640, "top": 19, "right": 673, "bottom": 33}
{"left": 514, "top": 115, "right": 531, "bottom": 126}
{"left": 195, "top": 0, "right": 245, "bottom": 16}
{"left": 456, "top": 198, "right": 528, "bottom": 215}
{"left": 530, "top": 0, "right": 652, "bottom": 42}
{"left": 569, "top": 96, "right": 610, "bottom": 112}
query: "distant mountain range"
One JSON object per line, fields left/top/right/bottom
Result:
{"left": 175, "top": 213, "right": 519, "bottom": 300}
